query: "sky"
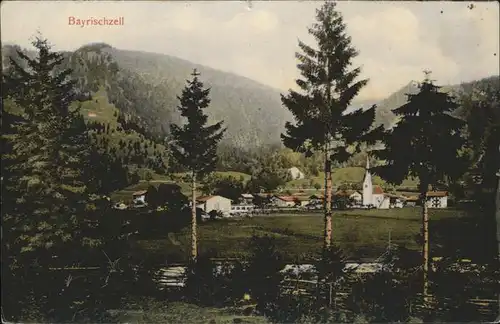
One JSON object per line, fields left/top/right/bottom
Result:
{"left": 1, "top": 1, "right": 499, "bottom": 101}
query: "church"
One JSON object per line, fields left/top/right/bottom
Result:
{"left": 362, "top": 157, "right": 390, "bottom": 209}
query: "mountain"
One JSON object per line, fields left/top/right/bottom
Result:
{"left": 2, "top": 42, "right": 293, "bottom": 149}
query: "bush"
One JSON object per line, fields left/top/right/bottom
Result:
{"left": 314, "top": 245, "right": 350, "bottom": 307}
{"left": 184, "top": 254, "right": 218, "bottom": 306}
{"left": 246, "top": 235, "right": 285, "bottom": 316}
{"left": 347, "top": 271, "right": 416, "bottom": 323}
{"left": 184, "top": 253, "right": 248, "bottom": 307}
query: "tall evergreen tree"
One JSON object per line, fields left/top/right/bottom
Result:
{"left": 1, "top": 37, "right": 128, "bottom": 321}
{"left": 459, "top": 78, "right": 500, "bottom": 208}
{"left": 169, "top": 69, "right": 226, "bottom": 261}
{"left": 281, "top": 1, "right": 376, "bottom": 248}
{"left": 370, "top": 72, "right": 467, "bottom": 302}
{"left": 2, "top": 37, "right": 93, "bottom": 254}
{"left": 458, "top": 79, "right": 500, "bottom": 317}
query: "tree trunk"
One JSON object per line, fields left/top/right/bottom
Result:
{"left": 421, "top": 189, "right": 430, "bottom": 304}
{"left": 324, "top": 142, "right": 333, "bottom": 249}
{"left": 495, "top": 170, "right": 500, "bottom": 320}
{"left": 191, "top": 172, "right": 197, "bottom": 262}
{"left": 323, "top": 57, "right": 333, "bottom": 250}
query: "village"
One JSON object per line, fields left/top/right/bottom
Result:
{"left": 121, "top": 157, "right": 449, "bottom": 217}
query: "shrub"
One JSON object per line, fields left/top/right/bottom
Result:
{"left": 246, "top": 235, "right": 285, "bottom": 316}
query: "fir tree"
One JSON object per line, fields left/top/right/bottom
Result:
{"left": 281, "top": 1, "right": 376, "bottom": 249}
{"left": 1, "top": 36, "right": 129, "bottom": 321}
{"left": 3, "top": 37, "right": 93, "bottom": 254}
{"left": 370, "top": 72, "right": 467, "bottom": 301}
{"left": 169, "top": 69, "right": 226, "bottom": 261}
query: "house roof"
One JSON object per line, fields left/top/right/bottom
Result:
{"left": 241, "top": 193, "right": 254, "bottom": 199}
{"left": 334, "top": 190, "right": 361, "bottom": 197}
{"left": 197, "top": 195, "right": 232, "bottom": 202}
{"left": 275, "top": 195, "right": 296, "bottom": 202}
{"left": 385, "top": 193, "right": 406, "bottom": 199}
{"left": 403, "top": 191, "right": 447, "bottom": 200}
{"left": 197, "top": 195, "right": 215, "bottom": 202}
{"left": 427, "top": 191, "right": 448, "bottom": 197}
{"left": 292, "top": 195, "right": 310, "bottom": 201}
{"left": 132, "top": 190, "right": 147, "bottom": 196}
{"left": 373, "top": 185, "right": 384, "bottom": 195}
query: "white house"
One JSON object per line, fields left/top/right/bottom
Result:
{"left": 288, "top": 167, "right": 305, "bottom": 180}
{"left": 292, "top": 194, "right": 311, "bottom": 207}
{"left": 196, "top": 195, "right": 232, "bottom": 213}
{"left": 230, "top": 204, "right": 254, "bottom": 215}
{"left": 270, "top": 195, "right": 296, "bottom": 208}
{"left": 425, "top": 191, "right": 448, "bottom": 208}
{"left": 334, "top": 190, "right": 362, "bottom": 204}
{"left": 132, "top": 190, "right": 147, "bottom": 205}
{"left": 362, "top": 157, "right": 390, "bottom": 209}
{"left": 240, "top": 193, "right": 254, "bottom": 205}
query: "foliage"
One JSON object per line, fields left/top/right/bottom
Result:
{"left": 281, "top": 1, "right": 375, "bottom": 160}
{"left": 456, "top": 78, "right": 500, "bottom": 210}
{"left": 184, "top": 253, "right": 219, "bottom": 306}
{"left": 1, "top": 36, "right": 138, "bottom": 322}
{"left": 247, "top": 167, "right": 288, "bottom": 193}
{"left": 184, "top": 253, "right": 247, "bottom": 307}
{"left": 246, "top": 235, "right": 286, "bottom": 316}
{"left": 169, "top": 68, "right": 226, "bottom": 260}
{"left": 169, "top": 69, "right": 226, "bottom": 180}
{"left": 201, "top": 174, "right": 246, "bottom": 201}
{"left": 347, "top": 271, "right": 417, "bottom": 323}
{"left": 145, "top": 183, "right": 188, "bottom": 212}
{"left": 314, "top": 245, "right": 350, "bottom": 309}
{"left": 281, "top": 1, "right": 377, "bottom": 249}
{"left": 370, "top": 74, "right": 468, "bottom": 191}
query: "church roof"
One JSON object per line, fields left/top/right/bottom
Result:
{"left": 373, "top": 185, "right": 384, "bottom": 195}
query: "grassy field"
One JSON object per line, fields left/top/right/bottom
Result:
{"left": 131, "top": 207, "right": 483, "bottom": 263}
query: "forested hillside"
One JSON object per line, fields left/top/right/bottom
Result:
{"left": 3, "top": 42, "right": 497, "bottom": 180}
{"left": 2, "top": 42, "right": 292, "bottom": 150}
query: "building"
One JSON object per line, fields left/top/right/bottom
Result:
{"left": 309, "top": 194, "right": 324, "bottom": 205}
{"left": 402, "top": 192, "right": 448, "bottom": 208}
{"left": 385, "top": 193, "right": 406, "bottom": 208}
{"left": 334, "top": 190, "right": 362, "bottom": 205}
{"left": 270, "top": 195, "right": 297, "bottom": 208}
{"left": 132, "top": 190, "right": 147, "bottom": 205}
{"left": 425, "top": 191, "right": 448, "bottom": 208}
{"left": 405, "top": 195, "right": 419, "bottom": 206}
{"left": 196, "top": 195, "right": 232, "bottom": 213}
{"left": 240, "top": 193, "right": 254, "bottom": 205}
{"left": 362, "top": 157, "right": 390, "bottom": 209}
{"left": 362, "top": 157, "right": 373, "bottom": 206}
{"left": 291, "top": 194, "right": 311, "bottom": 206}
{"left": 288, "top": 167, "right": 305, "bottom": 180}
{"left": 230, "top": 204, "right": 254, "bottom": 215}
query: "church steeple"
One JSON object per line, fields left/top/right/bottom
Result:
{"left": 363, "top": 155, "right": 371, "bottom": 182}
{"left": 362, "top": 154, "right": 373, "bottom": 206}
